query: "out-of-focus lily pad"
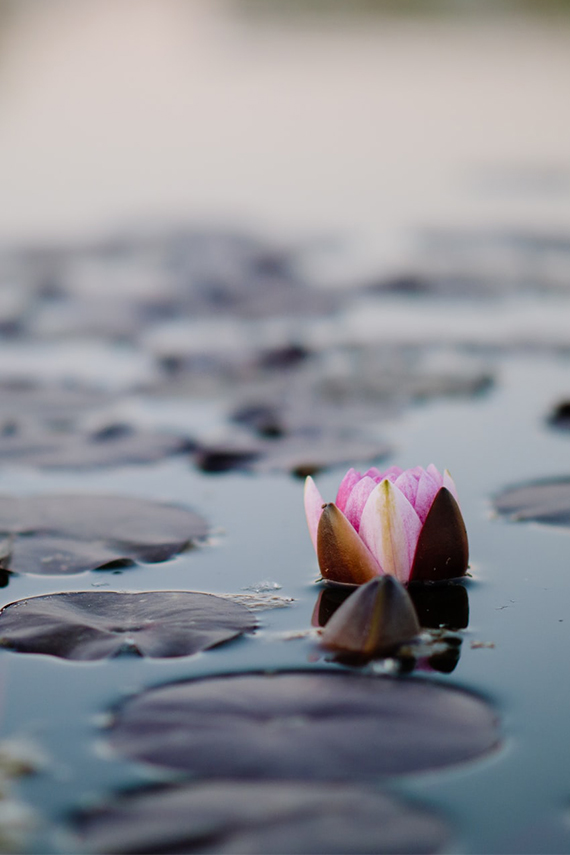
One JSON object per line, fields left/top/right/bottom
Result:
{"left": 0, "top": 495, "right": 208, "bottom": 575}
{"left": 0, "top": 423, "right": 194, "bottom": 470}
{"left": 0, "top": 592, "right": 256, "bottom": 660}
{"left": 195, "top": 436, "right": 390, "bottom": 478}
{"left": 12, "top": 229, "right": 336, "bottom": 330}
{"left": 367, "top": 227, "right": 570, "bottom": 299}
{"left": 547, "top": 400, "right": 570, "bottom": 430}
{"left": 0, "top": 379, "right": 112, "bottom": 426}
{"left": 494, "top": 478, "right": 570, "bottom": 526}
{"left": 74, "top": 780, "right": 449, "bottom": 855}
{"left": 108, "top": 672, "right": 500, "bottom": 778}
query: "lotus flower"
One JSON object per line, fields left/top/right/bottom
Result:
{"left": 304, "top": 464, "right": 468, "bottom": 585}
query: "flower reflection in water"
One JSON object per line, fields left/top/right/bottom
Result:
{"left": 313, "top": 580, "right": 469, "bottom": 674}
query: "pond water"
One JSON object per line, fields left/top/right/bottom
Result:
{"left": 0, "top": 2, "right": 570, "bottom": 854}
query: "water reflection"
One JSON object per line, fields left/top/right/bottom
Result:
{"left": 407, "top": 580, "right": 469, "bottom": 630}
{"left": 313, "top": 579, "right": 468, "bottom": 673}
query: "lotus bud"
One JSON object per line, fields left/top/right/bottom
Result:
{"left": 320, "top": 576, "right": 420, "bottom": 656}
{"left": 305, "top": 464, "right": 468, "bottom": 585}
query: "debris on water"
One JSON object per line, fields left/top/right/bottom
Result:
{"left": 243, "top": 580, "right": 283, "bottom": 593}
{"left": 225, "top": 593, "right": 295, "bottom": 611}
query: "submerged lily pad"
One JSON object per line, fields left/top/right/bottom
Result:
{"left": 0, "top": 592, "right": 255, "bottom": 660}
{"left": 0, "top": 494, "right": 208, "bottom": 575}
{"left": 75, "top": 780, "right": 449, "bottom": 855}
{"left": 494, "top": 478, "right": 570, "bottom": 526}
{"left": 108, "top": 672, "right": 500, "bottom": 779}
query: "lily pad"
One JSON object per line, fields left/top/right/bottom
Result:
{"left": 0, "top": 423, "right": 194, "bottom": 470}
{"left": 195, "top": 436, "right": 391, "bottom": 479}
{"left": 74, "top": 781, "right": 449, "bottom": 854}
{"left": 0, "top": 494, "right": 208, "bottom": 575}
{"left": 0, "top": 592, "right": 256, "bottom": 660}
{"left": 108, "top": 672, "right": 500, "bottom": 779}
{"left": 0, "top": 378, "right": 112, "bottom": 425}
{"left": 547, "top": 400, "right": 570, "bottom": 430}
{"left": 494, "top": 478, "right": 570, "bottom": 526}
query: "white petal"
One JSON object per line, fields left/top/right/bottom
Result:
{"left": 304, "top": 476, "right": 324, "bottom": 551}
{"left": 359, "top": 479, "right": 422, "bottom": 583}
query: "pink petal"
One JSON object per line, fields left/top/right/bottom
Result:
{"left": 304, "top": 476, "right": 324, "bottom": 551}
{"left": 343, "top": 476, "right": 378, "bottom": 532}
{"left": 426, "top": 463, "right": 444, "bottom": 487}
{"left": 394, "top": 470, "right": 421, "bottom": 508}
{"left": 335, "top": 468, "right": 362, "bottom": 513}
{"left": 414, "top": 467, "right": 443, "bottom": 524}
{"left": 363, "top": 467, "right": 383, "bottom": 482}
{"left": 379, "top": 465, "right": 404, "bottom": 483}
{"left": 443, "top": 469, "right": 460, "bottom": 506}
{"left": 359, "top": 479, "right": 422, "bottom": 583}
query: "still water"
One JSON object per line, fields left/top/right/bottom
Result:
{"left": 0, "top": 2, "right": 570, "bottom": 853}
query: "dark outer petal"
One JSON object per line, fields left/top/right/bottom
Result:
{"left": 316, "top": 504, "right": 379, "bottom": 585}
{"left": 409, "top": 488, "right": 469, "bottom": 582}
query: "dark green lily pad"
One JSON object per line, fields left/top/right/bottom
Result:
{"left": 74, "top": 781, "right": 449, "bottom": 855}
{"left": 108, "top": 672, "right": 500, "bottom": 779}
{"left": 494, "top": 478, "right": 570, "bottom": 526}
{"left": 0, "top": 494, "right": 208, "bottom": 575}
{"left": 0, "top": 592, "right": 255, "bottom": 661}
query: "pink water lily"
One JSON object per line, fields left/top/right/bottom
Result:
{"left": 304, "top": 464, "right": 468, "bottom": 585}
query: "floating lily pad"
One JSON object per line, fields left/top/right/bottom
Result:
{"left": 195, "top": 436, "right": 390, "bottom": 478}
{"left": 0, "top": 592, "right": 255, "bottom": 660}
{"left": 108, "top": 672, "right": 500, "bottom": 778}
{"left": 494, "top": 478, "right": 570, "bottom": 526}
{"left": 0, "top": 494, "right": 208, "bottom": 575}
{"left": 0, "top": 423, "right": 194, "bottom": 470}
{"left": 75, "top": 781, "right": 449, "bottom": 855}
{"left": 0, "top": 378, "right": 112, "bottom": 426}
{"left": 547, "top": 400, "right": 570, "bottom": 430}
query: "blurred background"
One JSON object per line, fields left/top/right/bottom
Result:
{"left": 1, "top": 0, "right": 569, "bottom": 269}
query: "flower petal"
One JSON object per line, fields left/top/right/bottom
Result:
{"left": 378, "top": 465, "right": 404, "bottom": 483}
{"left": 343, "top": 476, "right": 378, "bottom": 532}
{"left": 335, "top": 468, "right": 362, "bottom": 513}
{"left": 394, "top": 470, "right": 421, "bottom": 508}
{"left": 363, "top": 467, "right": 383, "bottom": 481}
{"left": 426, "top": 463, "right": 444, "bottom": 485}
{"left": 317, "top": 503, "right": 381, "bottom": 585}
{"left": 414, "top": 467, "right": 443, "bottom": 524}
{"left": 443, "top": 469, "right": 460, "bottom": 506}
{"left": 304, "top": 476, "right": 325, "bottom": 551}
{"left": 409, "top": 487, "right": 469, "bottom": 582}
{"left": 359, "top": 479, "right": 422, "bottom": 583}
{"left": 320, "top": 576, "right": 420, "bottom": 655}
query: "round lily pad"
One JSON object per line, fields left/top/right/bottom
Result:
{"left": 195, "top": 437, "right": 391, "bottom": 479}
{"left": 75, "top": 780, "right": 449, "bottom": 854}
{"left": 108, "top": 672, "right": 500, "bottom": 779}
{"left": 0, "top": 378, "right": 112, "bottom": 425}
{"left": 0, "top": 424, "right": 194, "bottom": 470}
{"left": 494, "top": 478, "right": 570, "bottom": 526}
{"left": 0, "top": 494, "right": 208, "bottom": 575}
{"left": 0, "top": 592, "right": 256, "bottom": 660}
